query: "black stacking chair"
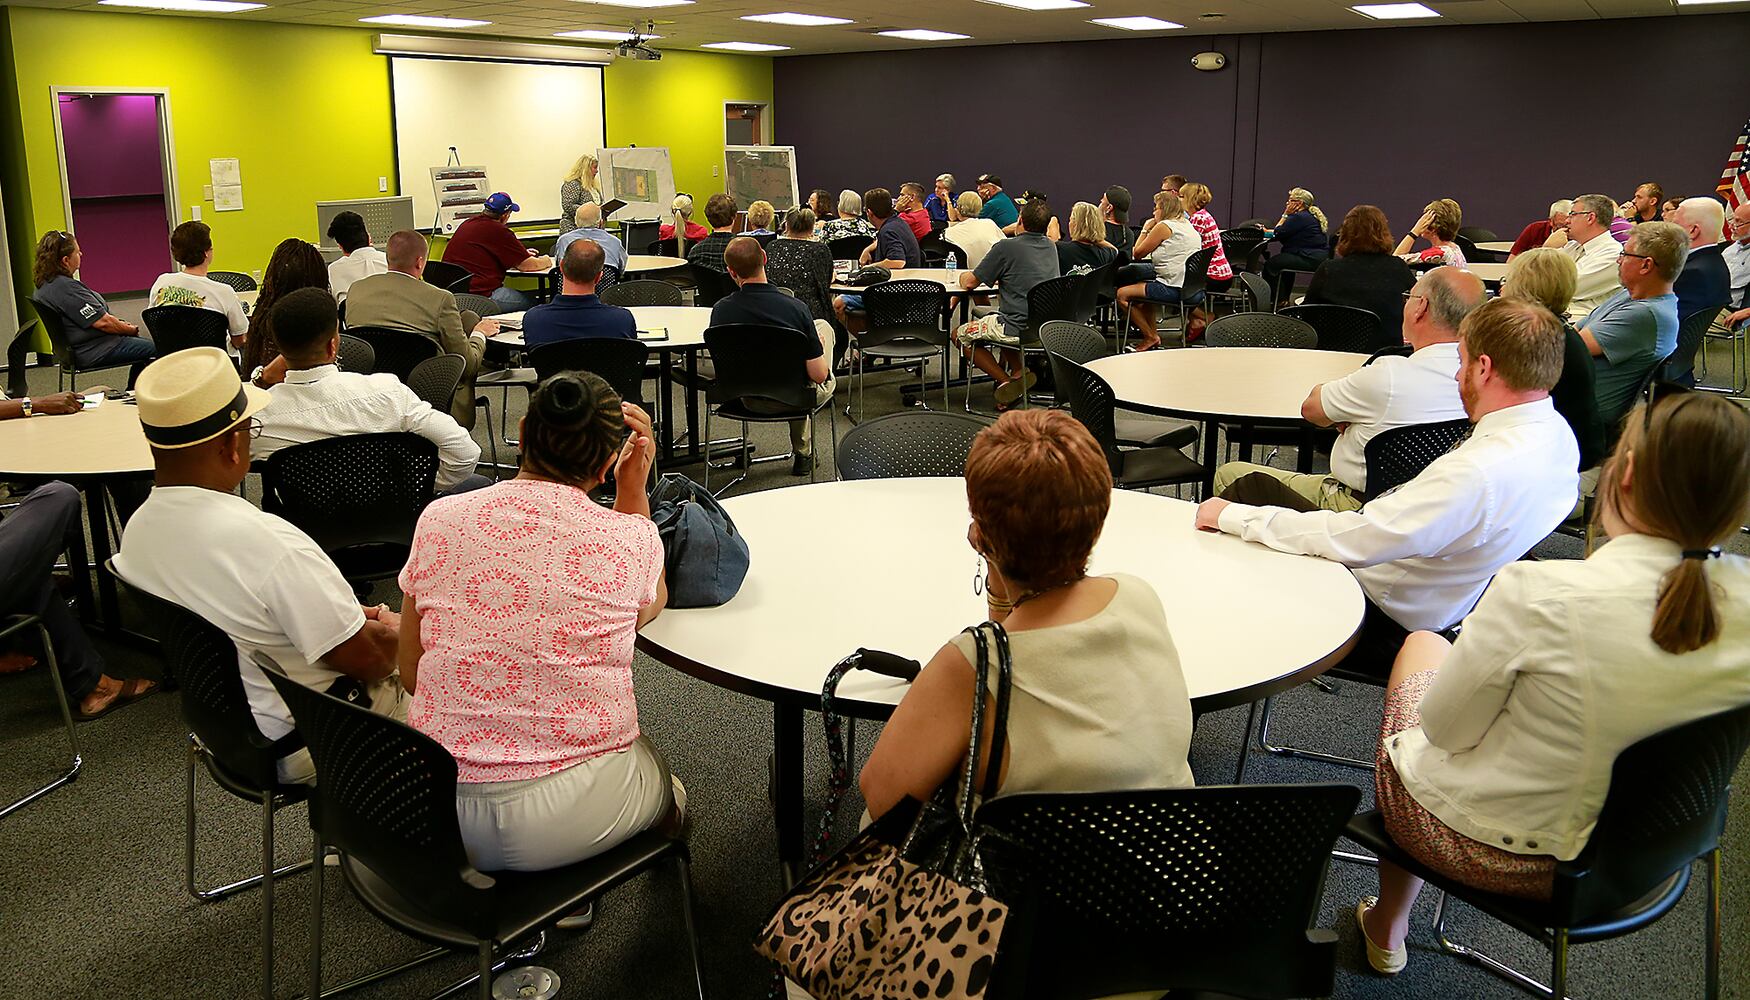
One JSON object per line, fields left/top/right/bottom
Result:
{"left": 422, "top": 260, "right": 472, "bottom": 294}
{"left": 855, "top": 279, "right": 949, "bottom": 418}
{"left": 602, "top": 279, "right": 684, "bottom": 307}
{"left": 650, "top": 236, "right": 680, "bottom": 257}
{"left": 1013, "top": 273, "right": 1084, "bottom": 408}
{"left": 405, "top": 353, "right": 466, "bottom": 414}
{"left": 207, "top": 270, "right": 257, "bottom": 292}
{"left": 1661, "top": 306, "right": 1726, "bottom": 386}
{"left": 687, "top": 263, "right": 737, "bottom": 308}
{"left": 261, "top": 433, "right": 438, "bottom": 586}
{"left": 702, "top": 324, "right": 838, "bottom": 495}
{"left": 1221, "top": 227, "right": 1271, "bottom": 276}
{"left": 835, "top": 410, "right": 989, "bottom": 480}
{"left": 142, "top": 305, "right": 231, "bottom": 356}
{"left": 1453, "top": 233, "right": 1480, "bottom": 262}
{"left": 1054, "top": 353, "right": 1205, "bottom": 494}
{"left": 1236, "top": 271, "right": 1274, "bottom": 313}
{"left": 348, "top": 326, "right": 439, "bottom": 381}
{"left": 454, "top": 292, "right": 501, "bottom": 318}
{"left": 1204, "top": 312, "right": 1318, "bottom": 349}
{"left": 529, "top": 338, "right": 651, "bottom": 409}
{"left": 1346, "top": 703, "right": 1750, "bottom": 1000}
{"left": 1367, "top": 343, "right": 1415, "bottom": 365}
{"left": 336, "top": 333, "right": 376, "bottom": 374}
{"left": 1038, "top": 321, "right": 1199, "bottom": 450}
{"left": 262, "top": 664, "right": 707, "bottom": 1000}
{"left": 1363, "top": 418, "right": 1472, "bottom": 498}
{"left": 828, "top": 234, "right": 873, "bottom": 261}
{"left": 1458, "top": 226, "right": 1498, "bottom": 243}
{"left": 1070, "top": 255, "right": 1121, "bottom": 327}
{"left": 1171, "top": 246, "right": 1215, "bottom": 339}
{"left": 106, "top": 580, "right": 313, "bottom": 1000}
{"left": 31, "top": 298, "right": 141, "bottom": 392}
{"left": 981, "top": 784, "right": 1361, "bottom": 1000}
{"left": 1281, "top": 303, "right": 1388, "bottom": 354}
{"left": 0, "top": 613, "right": 80, "bottom": 820}
{"left": 596, "top": 263, "right": 622, "bottom": 294}
{"left": 622, "top": 220, "right": 659, "bottom": 259}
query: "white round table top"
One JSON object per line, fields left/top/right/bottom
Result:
{"left": 626, "top": 255, "right": 689, "bottom": 273}
{"left": 1085, "top": 347, "right": 1368, "bottom": 422}
{"left": 1474, "top": 241, "right": 1514, "bottom": 254}
{"left": 0, "top": 400, "right": 152, "bottom": 477}
{"left": 488, "top": 305, "right": 711, "bottom": 350}
{"left": 637, "top": 478, "right": 1363, "bottom": 714}
{"left": 830, "top": 268, "right": 995, "bottom": 294}
{"left": 1468, "top": 261, "right": 1507, "bottom": 283}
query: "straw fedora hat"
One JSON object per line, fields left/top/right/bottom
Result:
{"left": 135, "top": 347, "right": 271, "bottom": 449}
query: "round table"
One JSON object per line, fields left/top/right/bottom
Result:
{"left": 625, "top": 254, "right": 689, "bottom": 274}
{"left": 0, "top": 401, "right": 153, "bottom": 633}
{"left": 1474, "top": 241, "right": 1514, "bottom": 255}
{"left": 637, "top": 477, "right": 1364, "bottom": 873}
{"left": 1467, "top": 261, "right": 1507, "bottom": 285}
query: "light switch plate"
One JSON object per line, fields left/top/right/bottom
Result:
{"left": 191, "top": 205, "right": 202, "bottom": 221}
{"left": 379, "top": 176, "right": 388, "bottom": 192}
{"left": 711, "top": 165, "right": 718, "bottom": 177}
{"left": 203, "top": 184, "right": 214, "bottom": 200}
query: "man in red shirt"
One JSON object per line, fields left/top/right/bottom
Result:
{"left": 896, "top": 182, "right": 933, "bottom": 239}
{"left": 1508, "top": 199, "right": 1572, "bottom": 258}
{"left": 442, "top": 191, "right": 553, "bottom": 310}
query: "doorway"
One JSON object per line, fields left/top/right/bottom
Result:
{"left": 52, "top": 90, "right": 179, "bottom": 296}
{"left": 725, "top": 103, "right": 766, "bottom": 146}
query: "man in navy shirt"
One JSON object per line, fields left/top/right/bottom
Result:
{"left": 832, "top": 187, "right": 921, "bottom": 332}
{"left": 521, "top": 240, "right": 637, "bottom": 348}
{"left": 712, "top": 237, "right": 835, "bottom": 475}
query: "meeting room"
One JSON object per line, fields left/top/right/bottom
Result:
{"left": 2, "top": 0, "right": 1750, "bottom": 996}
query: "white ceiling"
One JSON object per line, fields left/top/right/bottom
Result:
{"left": 13, "top": 0, "right": 1741, "bottom": 55}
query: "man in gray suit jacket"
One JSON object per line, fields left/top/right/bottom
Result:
{"left": 345, "top": 230, "right": 494, "bottom": 427}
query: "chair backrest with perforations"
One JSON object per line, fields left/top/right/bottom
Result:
{"left": 1362, "top": 419, "right": 1472, "bottom": 498}
{"left": 528, "top": 338, "right": 650, "bottom": 408}
{"left": 1660, "top": 307, "right": 1722, "bottom": 383}
{"left": 1280, "top": 303, "right": 1389, "bottom": 354}
{"left": 142, "top": 305, "right": 231, "bottom": 357}
{"left": 1038, "top": 321, "right": 1109, "bottom": 367}
{"left": 1023, "top": 274, "right": 1084, "bottom": 345}
{"left": 827, "top": 235, "right": 872, "bottom": 261}
{"left": 1053, "top": 354, "right": 1124, "bottom": 473}
{"left": 1236, "top": 272, "right": 1273, "bottom": 313}
{"left": 29, "top": 298, "right": 79, "bottom": 371}
{"left": 336, "top": 333, "right": 376, "bottom": 374}
{"left": 1070, "top": 255, "right": 1121, "bottom": 321}
{"left": 349, "top": 326, "right": 440, "bottom": 380}
{"left": 1457, "top": 226, "right": 1497, "bottom": 243}
{"left": 405, "top": 354, "right": 466, "bottom": 413}
{"left": 704, "top": 325, "right": 818, "bottom": 411}
{"left": 835, "top": 411, "right": 988, "bottom": 480}
{"left": 262, "top": 433, "right": 439, "bottom": 530}
{"left": 1555, "top": 703, "right": 1750, "bottom": 924}
{"left": 453, "top": 293, "right": 500, "bottom": 318}
{"left": 1205, "top": 313, "right": 1318, "bottom": 349}
{"left": 601, "top": 280, "right": 684, "bottom": 308}
{"left": 260, "top": 665, "right": 492, "bottom": 931}
{"left": 978, "top": 784, "right": 1360, "bottom": 999}
{"left": 421, "top": 260, "right": 470, "bottom": 293}
{"left": 207, "top": 270, "right": 257, "bottom": 292}
{"left": 687, "top": 263, "right": 738, "bottom": 307}
{"left": 861, "top": 280, "right": 946, "bottom": 350}
{"left": 1179, "top": 247, "right": 1213, "bottom": 303}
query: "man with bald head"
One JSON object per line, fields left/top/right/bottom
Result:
{"left": 1667, "top": 198, "right": 1731, "bottom": 332}
{"left": 1214, "top": 266, "right": 1486, "bottom": 511}
{"left": 521, "top": 239, "right": 635, "bottom": 348}
{"left": 710, "top": 236, "right": 835, "bottom": 475}
{"left": 1722, "top": 201, "right": 1750, "bottom": 331}
{"left": 554, "top": 202, "right": 627, "bottom": 279}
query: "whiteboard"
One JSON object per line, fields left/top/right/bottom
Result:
{"left": 389, "top": 57, "right": 605, "bottom": 226}
{"left": 599, "top": 146, "right": 675, "bottom": 221}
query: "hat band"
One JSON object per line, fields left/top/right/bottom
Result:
{"left": 142, "top": 385, "right": 250, "bottom": 447}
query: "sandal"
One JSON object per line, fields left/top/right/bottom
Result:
{"left": 75, "top": 676, "right": 158, "bottom": 722}
{"left": 0, "top": 651, "right": 38, "bottom": 676}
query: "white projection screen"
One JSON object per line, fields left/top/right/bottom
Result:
{"left": 390, "top": 57, "right": 605, "bottom": 226}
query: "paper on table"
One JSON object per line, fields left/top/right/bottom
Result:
{"left": 213, "top": 185, "right": 244, "bottom": 212}
{"left": 80, "top": 392, "right": 104, "bottom": 410}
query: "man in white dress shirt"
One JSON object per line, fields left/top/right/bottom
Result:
{"left": 1723, "top": 201, "right": 1750, "bottom": 330}
{"left": 147, "top": 220, "right": 249, "bottom": 352}
{"left": 325, "top": 211, "right": 388, "bottom": 304}
{"left": 1213, "top": 266, "right": 1485, "bottom": 511}
{"left": 249, "top": 288, "right": 487, "bottom": 495}
{"left": 1195, "top": 298, "right": 1579, "bottom": 676}
{"left": 1544, "top": 193, "right": 1624, "bottom": 324}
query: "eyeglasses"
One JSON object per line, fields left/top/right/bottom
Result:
{"left": 1569, "top": 210, "right": 1596, "bottom": 219}
{"left": 242, "top": 417, "right": 263, "bottom": 440}
{"left": 1618, "top": 251, "right": 1653, "bottom": 262}
{"left": 1642, "top": 379, "right": 1693, "bottom": 434}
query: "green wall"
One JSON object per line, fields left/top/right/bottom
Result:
{"left": 0, "top": 6, "right": 773, "bottom": 340}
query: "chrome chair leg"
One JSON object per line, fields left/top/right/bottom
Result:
{"left": 1432, "top": 892, "right": 1576, "bottom": 1000}
{"left": 0, "top": 616, "right": 82, "bottom": 819}
{"left": 1706, "top": 848, "right": 1722, "bottom": 999}
{"left": 675, "top": 853, "right": 709, "bottom": 999}
{"left": 185, "top": 738, "right": 313, "bottom": 902}
{"left": 1254, "top": 696, "right": 1375, "bottom": 771}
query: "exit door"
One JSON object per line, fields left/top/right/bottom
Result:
{"left": 726, "top": 103, "right": 765, "bottom": 146}
{"left": 54, "top": 91, "right": 178, "bottom": 295}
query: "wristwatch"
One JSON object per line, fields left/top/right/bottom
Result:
{"left": 19, "top": 396, "right": 31, "bottom": 417}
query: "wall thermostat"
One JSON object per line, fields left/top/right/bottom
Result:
{"left": 1190, "top": 51, "right": 1227, "bottom": 71}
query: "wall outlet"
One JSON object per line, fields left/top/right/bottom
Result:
{"left": 202, "top": 184, "right": 214, "bottom": 200}
{"left": 379, "top": 176, "right": 388, "bottom": 192}
{"left": 711, "top": 165, "right": 718, "bottom": 177}
{"left": 191, "top": 205, "right": 202, "bottom": 221}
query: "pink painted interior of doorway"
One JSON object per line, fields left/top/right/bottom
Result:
{"left": 59, "top": 93, "right": 170, "bottom": 295}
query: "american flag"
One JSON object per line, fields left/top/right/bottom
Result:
{"left": 1720, "top": 116, "right": 1750, "bottom": 211}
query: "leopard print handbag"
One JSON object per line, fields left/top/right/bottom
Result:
{"left": 755, "top": 624, "right": 1016, "bottom": 1000}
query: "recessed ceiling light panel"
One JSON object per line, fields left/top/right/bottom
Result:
{"left": 741, "top": 12, "right": 852, "bottom": 24}
{"left": 566, "top": 0, "right": 694, "bottom": 8}
{"left": 701, "top": 40, "right": 790, "bottom": 50}
{"left": 877, "top": 28, "right": 970, "bottom": 40}
{"left": 555, "top": 28, "right": 663, "bottom": 39}
{"left": 359, "top": 13, "right": 489, "bottom": 26}
{"left": 99, "top": 0, "right": 265, "bottom": 11}
{"left": 1090, "top": 15, "right": 1184, "bottom": 30}
{"left": 1350, "top": 3, "right": 1441, "bottom": 18}
{"left": 974, "top": 0, "right": 1089, "bottom": 9}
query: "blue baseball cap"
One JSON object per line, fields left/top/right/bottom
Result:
{"left": 483, "top": 192, "right": 519, "bottom": 213}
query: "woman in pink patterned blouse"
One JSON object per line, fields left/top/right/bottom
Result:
{"left": 1395, "top": 198, "right": 1469, "bottom": 270}
{"left": 1179, "top": 182, "right": 1234, "bottom": 342}
{"left": 397, "top": 373, "right": 679, "bottom": 872}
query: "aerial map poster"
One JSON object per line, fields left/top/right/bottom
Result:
{"left": 724, "top": 146, "right": 799, "bottom": 213}
{"left": 598, "top": 146, "right": 675, "bottom": 221}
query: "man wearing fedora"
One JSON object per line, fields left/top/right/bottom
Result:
{"left": 114, "top": 348, "right": 404, "bottom": 783}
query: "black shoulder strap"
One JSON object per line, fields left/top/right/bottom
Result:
{"left": 979, "top": 622, "right": 1014, "bottom": 803}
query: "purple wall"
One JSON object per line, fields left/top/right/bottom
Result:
{"left": 59, "top": 94, "right": 170, "bottom": 294}
{"left": 775, "top": 11, "right": 1750, "bottom": 239}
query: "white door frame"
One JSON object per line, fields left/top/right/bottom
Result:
{"left": 722, "top": 100, "right": 771, "bottom": 146}
{"left": 49, "top": 86, "right": 182, "bottom": 275}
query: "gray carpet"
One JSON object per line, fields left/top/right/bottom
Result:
{"left": 2, "top": 315, "right": 1746, "bottom": 1000}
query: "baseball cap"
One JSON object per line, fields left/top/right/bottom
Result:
{"left": 483, "top": 192, "right": 519, "bottom": 213}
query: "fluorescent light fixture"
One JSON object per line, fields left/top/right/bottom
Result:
{"left": 360, "top": 13, "right": 489, "bottom": 27}
{"left": 566, "top": 0, "right": 694, "bottom": 7}
{"left": 741, "top": 11, "right": 852, "bottom": 24}
{"left": 1350, "top": 2, "right": 1441, "bottom": 18}
{"left": 1090, "top": 15, "right": 1183, "bottom": 29}
{"left": 701, "top": 40, "right": 791, "bottom": 50}
{"left": 1674, "top": 0, "right": 1750, "bottom": 4}
{"left": 975, "top": 0, "right": 1088, "bottom": 8}
{"left": 554, "top": 28, "right": 662, "bottom": 39}
{"left": 877, "top": 28, "right": 970, "bottom": 40}
{"left": 99, "top": 0, "right": 265, "bottom": 11}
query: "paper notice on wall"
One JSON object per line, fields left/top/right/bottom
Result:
{"left": 213, "top": 185, "right": 244, "bottom": 212}
{"left": 210, "top": 157, "right": 241, "bottom": 187}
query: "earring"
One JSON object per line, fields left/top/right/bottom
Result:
{"left": 972, "top": 555, "right": 987, "bottom": 597}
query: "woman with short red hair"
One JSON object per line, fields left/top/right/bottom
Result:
{"left": 1305, "top": 205, "right": 1417, "bottom": 349}
{"left": 859, "top": 409, "right": 1195, "bottom": 821}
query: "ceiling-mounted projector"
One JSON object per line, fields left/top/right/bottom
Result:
{"left": 617, "top": 40, "right": 661, "bottom": 59}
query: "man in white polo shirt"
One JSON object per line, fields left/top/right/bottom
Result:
{"left": 148, "top": 220, "right": 248, "bottom": 352}
{"left": 325, "top": 210, "right": 388, "bottom": 303}
{"left": 1213, "top": 266, "right": 1486, "bottom": 511}
{"left": 115, "top": 347, "right": 405, "bottom": 784}
{"left": 1544, "top": 193, "right": 1624, "bottom": 324}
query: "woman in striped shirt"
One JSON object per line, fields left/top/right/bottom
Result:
{"left": 1180, "top": 182, "right": 1233, "bottom": 341}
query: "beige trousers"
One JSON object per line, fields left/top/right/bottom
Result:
{"left": 1212, "top": 461, "right": 1366, "bottom": 512}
